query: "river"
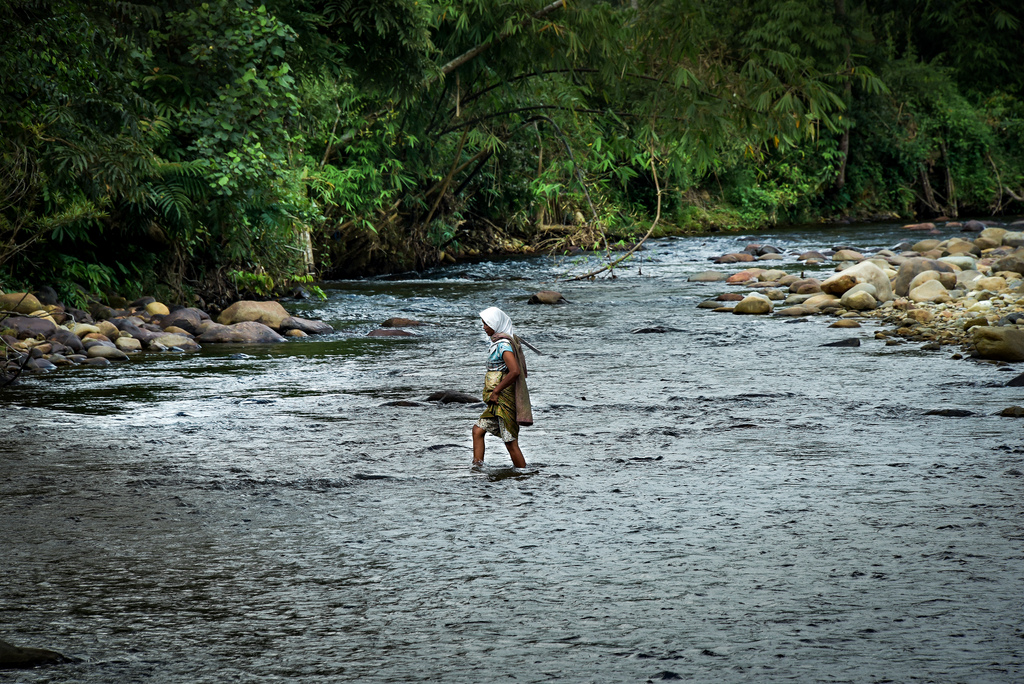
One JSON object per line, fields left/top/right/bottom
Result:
{"left": 2, "top": 222, "right": 1022, "bottom": 682}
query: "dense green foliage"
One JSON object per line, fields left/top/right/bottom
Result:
{"left": 1, "top": 0, "right": 1022, "bottom": 303}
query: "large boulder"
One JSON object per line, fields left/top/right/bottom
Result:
{"left": 280, "top": 316, "right": 333, "bottom": 335}
{"left": 3, "top": 315, "right": 57, "bottom": 338}
{"left": 972, "top": 326, "right": 1024, "bottom": 362}
{"left": 196, "top": 321, "right": 286, "bottom": 344}
{"left": 733, "top": 294, "right": 773, "bottom": 315}
{"left": 159, "top": 307, "right": 208, "bottom": 334}
{"left": 217, "top": 300, "right": 290, "bottom": 328}
{"left": 0, "top": 292, "right": 43, "bottom": 314}
{"left": 821, "top": 260, "right": 893, "bottom": 302}
{"left": 894, "top": 258, "right": 957, "bottom": 296}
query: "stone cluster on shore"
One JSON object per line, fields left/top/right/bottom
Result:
{"left": 689, "top": 221, "right": 1024, "bottom": 367}
{"left": 1, "top": 294, "right": 333, "bottom": 380}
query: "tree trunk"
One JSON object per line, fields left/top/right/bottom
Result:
{"left": 919, "top": 164, "right": 943, "bottom": 215}
{"left": 833, "top": 0, "right": 851, "bottom": 191}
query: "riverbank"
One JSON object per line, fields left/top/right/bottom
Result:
{"left": 1, "top": 296, "right": 334, "bottom": 385}
{"left": 687, "top": 220, "right": 1024, "bottom": 372}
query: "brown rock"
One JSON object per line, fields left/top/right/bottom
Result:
{"left": 0, "top": 292, "right": 43, "bottom": 314}
{"left": 716, "top": 293, "right": 744, "bottom": 301}
{"left": 832, "top": 249, "right": 864, "bottom": 262}
{"left": 821, "top": 273, "right": 858, "bottom": 296}
{"left": 905, "top": 309, "right": 934, "bottom": 324}
{"left": 972, "top": 326, "right": 1024, "bottom": 361}
{"left": 894, "top": 258, "right": 957, "bottom": 296}
{"left": 991, "top": 249, "right": 1024, "bottom": 276}
{"left": 726, "top": 271, "right": 756, "bottom": 284}
{"left": 217, "top": 300, "right": 291, "bottom": 328}
{"left": 829, "top": 319, "right": 861, "bottom": 328}
{"left": 528, "top": 290, "right": 568, "bottom": 305}
{"left": 381, "top": 317, "right": 426, "bottom": 327}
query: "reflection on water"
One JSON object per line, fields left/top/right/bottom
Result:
{"left": 2, "top": 222, "right": 1022, "bottom": 682}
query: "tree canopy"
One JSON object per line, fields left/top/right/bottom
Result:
{"left": 1, "top": 0, "right": 1022, "bottom": 303}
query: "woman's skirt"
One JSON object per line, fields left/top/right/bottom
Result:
{"left": 476, "top": 371, "right": 519, "bottom": 442}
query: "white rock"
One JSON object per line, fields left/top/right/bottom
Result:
{"left": 968, "top": 300, "right": 994, "bottom": 313}
{"left": 939, "top": 255, "right": 976, "bottom": 270}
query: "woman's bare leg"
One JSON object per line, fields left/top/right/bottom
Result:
{"left": 472, "top": 425, "right": 486, "bottom": 464}
{"left": 504, "top": 440, "right": 526, "bottom": 468}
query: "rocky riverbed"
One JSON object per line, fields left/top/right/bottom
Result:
{"left": 690, "top": 221, "right": 1024, "bottom": 375}
{"left": 1, "top": 295, "right": 334, "bottom": 383}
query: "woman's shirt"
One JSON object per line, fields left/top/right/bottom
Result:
{"left": 486, "top": 339, "right": 514, "bottom": 372}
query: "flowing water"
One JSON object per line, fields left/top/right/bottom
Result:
{"left": 2, "top": 223, "right": 1023, "bottom": 683}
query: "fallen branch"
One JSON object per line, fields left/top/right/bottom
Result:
{"left": 565, "top": 152, "right": 662, "bottom": 281}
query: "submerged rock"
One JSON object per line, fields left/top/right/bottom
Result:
{"left": 367, "top": 329, "right": 416, "bottom": 337}
{"left": 821, "top": 338, "right": 861, "bottom": 347}
{"left": 0, "top": 638, "right": 71, "bottom": 669}
{"left": 197, "top": 321, "right": 287, "bottom": 344}
{"left": 426, "top": 391, "right": 480, "bottom": 404}
{"left": 381, "top": 317, "right": 426, "bottom": 327}
{"left": 280, "top": 316, "right": 334, "bottom": 335}
{"left": 528, "top": 290, "right": 569, "bottom": 304}
{"left": 924, "top": 408, "right": 975, "bottom": 417}
{"left": 688, "top": 270, "right": 726, "bottom": 282}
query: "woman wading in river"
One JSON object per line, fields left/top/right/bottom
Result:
{"left": 473, "top": 307, "right": 532, "bottom": 468}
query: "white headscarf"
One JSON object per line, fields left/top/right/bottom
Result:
{"left": 480, "top": 306, "right": 515, "bottom": 339}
